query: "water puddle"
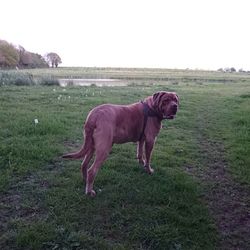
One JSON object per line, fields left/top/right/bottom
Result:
{"left": 59, "top": 78, "right": 127, "bottom": 87}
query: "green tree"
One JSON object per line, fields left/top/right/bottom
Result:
{"left": 45, "top": 52, "right": 62, "bottom": 68}
{"left": 18, "top": 46, "right": 48, "bottom": 68}
{"left": 0, "top": 40, "right": 19, "bottom": 68}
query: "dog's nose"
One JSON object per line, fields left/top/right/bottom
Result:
{"left": 172, "top": 104, "right": 178, "bottom": 113}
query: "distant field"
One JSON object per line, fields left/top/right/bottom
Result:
{"left": 6, "top": 66, "right": 250, "bottom": 83}
{"left": 0, "top": 68, "right": 250, "bottom": 249}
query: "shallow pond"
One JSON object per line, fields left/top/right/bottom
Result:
{"left": 59, "top": 78, "right": 127, "bottom": 87}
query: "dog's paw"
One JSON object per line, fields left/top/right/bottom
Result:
{"left": 86, "top": 190, "right": 96, "bottom": 197}
{"left": 144, "top": 166, "right": 154, "bottom": 175}
{"left": 138, "top": 158, "right": 145, "bottom": 166}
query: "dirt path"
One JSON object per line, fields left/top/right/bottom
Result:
{"left": 186, "top": 102, "right": 250, "bottom": 249}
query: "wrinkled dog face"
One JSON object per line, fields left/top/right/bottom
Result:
{"left": 153, "top": 91, "right": 179, "bottom": 119}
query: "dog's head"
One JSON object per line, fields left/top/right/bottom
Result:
{"left": 153, "top": 91, "right": 179, "bottom": 119}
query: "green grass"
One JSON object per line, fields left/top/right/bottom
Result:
{"left": 0, "top": 71, "right": 60, "bottom": 86}
{"left": 0, "top": 68, "right": 250, "bottom": 249}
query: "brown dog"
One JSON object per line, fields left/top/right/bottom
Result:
{"left": 63, "top": 91, "right": 179, "bottom": 196}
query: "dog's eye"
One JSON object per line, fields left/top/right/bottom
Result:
{"left": 162, "top": 100, "right": 169, "bottom": 106}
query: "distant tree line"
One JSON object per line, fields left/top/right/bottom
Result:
{"left": 217, "top": 67, "right": 250, "bottom": 73}
{"left": 0, "top": 39, "right": 62, "bottom": 69}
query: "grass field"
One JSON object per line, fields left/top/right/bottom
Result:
{"left": 0, "top": 68, "right": 250, "bottom": 249}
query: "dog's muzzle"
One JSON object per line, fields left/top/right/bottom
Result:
{"left": 172, "top": 104, "right": 178, "bottom": 114}
{"left": 164, "top": 104, "right": 178, "bottom": 120}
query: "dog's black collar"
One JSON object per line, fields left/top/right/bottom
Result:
{"left": 139, "top": 101, "right": 162, "bottom": 141}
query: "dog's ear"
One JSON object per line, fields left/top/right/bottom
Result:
{"left": 153, "top": 92, "right": 161, "bottom": 102}
{"left": 153, "top": 91, "right": 170, "bottom": 110}
{"left": 153, "top": 91, "right": 164, "bottom": 106}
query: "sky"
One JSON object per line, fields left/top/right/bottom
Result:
{"left": 1, "top": 0, "right": 250, "bottom": 70}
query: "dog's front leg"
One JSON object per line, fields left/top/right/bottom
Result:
{"left": 144, "top": 139, "right": 155, "bottom": 174}
{"left": 137, "top": 139, "right": 145, "bottom": 166}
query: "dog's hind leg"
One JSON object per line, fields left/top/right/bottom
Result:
{"left": 79, "top": 125, "right": 95, "bottom": 181}
{"left": 81, "top": 147, "right": 94, "bottom": 182}
{"left": 85, "top": 127, "right": 112, "bottom": 196}
{"left": 85, "top": 147, "right": 111, "bottom": 196}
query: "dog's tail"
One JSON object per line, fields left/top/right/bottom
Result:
{"left": 62, "top": 125, "right": 94, "bottom": 160}
{"left": 62, "top": 145, "right": 86, "bottom": 159}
